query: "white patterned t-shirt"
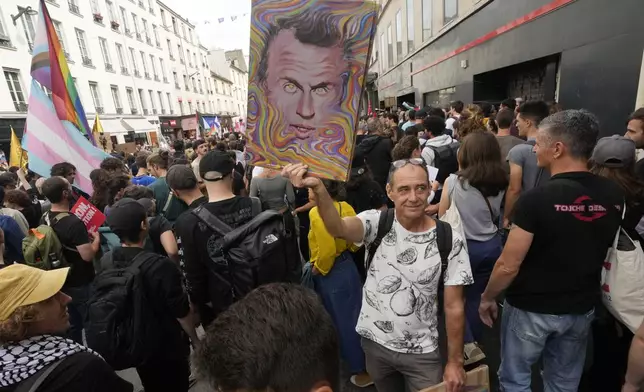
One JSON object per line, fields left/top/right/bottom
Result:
{"left": 355, "top": 209, "right": 472, "bottom": 354}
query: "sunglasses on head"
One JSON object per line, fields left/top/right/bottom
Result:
{"left": 391, "top": 158, "right": 425, "bottom": 170}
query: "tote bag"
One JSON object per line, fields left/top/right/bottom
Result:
{"left": 601, "top": 204, "right": 644, "bottom": 333}
{"left": 438, "top": 175, "right": 468, "bottom": 253}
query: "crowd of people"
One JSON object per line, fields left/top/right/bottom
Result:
{"left": 0, "top": 101, "right": 643, "bottom": 392}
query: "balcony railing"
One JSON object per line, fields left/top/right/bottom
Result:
{"left": 121, "top": 67, "right": 129, "bottom": 75}
{"left": 0, "top": 37, "right": 13, "bottom": 49}
{"left": 193, "top": 87, "right": 197, "bottom": 93}
{"left": 154, "top": 75, "right": 160, "bottom": 82}
{"left": 131, "top": 107, "right": 138, "bottom": 114}
{"left": 161, "top": 109, "right": 166, "bottom": 114}
{"left": 138, "top": 1, "right": 144, "bottom": 8}
{"left": 136, "top": 33, "right": 142, "bottom": 41}
{"left": 163, "top": 77, "right": 168, "bottom": 83}
{"left": 146, "top": 37, "right": 152, "bottom": 45}
{"left": 169, "top": 55, "right": 175, "bottom": 61}
{"left": 125, "top": 28, "right": 132, "bottom": 36}
{"left": 82, "top": 56, "right": 93, "bottom": 67}
{"left": 175, "top": 83, "right": 180, "bottom": 89}
{"left": 45, "top": 0, "right": 58, "bottom": 5}
{"left": 68, "top": 2, "right": 81, "bottom": 15}
{"left": 188, "top": 62, "right": 193, "bottom": 68}
{"left": 180, "top": 59, "right": 185, "bottom": 65}
{"left": 134, "top": 70, "right": 141, "bottom": 77}
{"left": 116, "top": 107, "right": 123, "bottom": 114}
{"left": 16, "top": 103, "right": 28, "bottom": 113}
{"left": 143, "top": 108, "right": 149, "bottom": 115}
{"left": 111, "top": 21, "right": 120, "bottom": 31}
{"left": 105, "top": 63, "right": 114, "bottom": 72}
{"left": 93, "top": 13, "right": 104, "bottom": 23}
{"left": 184, "top": 85, "right": 189, "bottom": 91}
{"left": 199, "top": 88, "right": 203, "bottom": 94}
{"left": 144, "top": 72, "right": 151, "bottom": 80}
{"left": 170, "top": 109, "right": 174, "bottom": 114}
{"left": 155, "top": 41, "right": 160, "bottom": 48}
{"left": 149, "top": 7, "right": 155, "bottom": 14}
{"left": 96, "top": 106, "right": 104, "bottom": 114}
{"left": 152, "top": 108, "right": 157, "bottom": 114}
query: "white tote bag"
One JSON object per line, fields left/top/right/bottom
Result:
{"left": 601, "top": 205, "right": 644, "bottom": 333}
{"left": 438, "top": 175, "right": 468, "bottom": 253}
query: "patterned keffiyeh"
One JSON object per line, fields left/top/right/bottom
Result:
{"left": 0, "top": 334, "right": 101, "bottom": 387}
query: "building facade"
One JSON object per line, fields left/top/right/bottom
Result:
{"left": 372, "top": 0, "right": 644, "bottom": 136}
{"left": 225, "top": 49, "right": 248, "bottom": 128}
{"left": 0, "top": 0, "right": 221, "bottom": 152}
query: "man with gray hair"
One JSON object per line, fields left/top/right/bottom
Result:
{"left": 479, "top": 110, "right": 624, "bottom": 392}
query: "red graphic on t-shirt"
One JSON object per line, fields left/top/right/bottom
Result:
{"left": 554, "top": 195, "right": 608, "bottom": 222}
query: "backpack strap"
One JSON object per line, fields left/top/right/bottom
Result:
{"left": 191, "top": 205, "right": 233, "bottom": 236}
{"left": 250, "top": 197, "right": 262, "bottom": 217}
{"left": 434, "top": 218, "right": 453, "bottom": 275}
{"left": 160, "top": 193, "right": 173, "bottom": 217}
{"left": 366, "top": 208, "right": 395, "bottom": 271}
{"left": 15, "top": 358, "right": 65, "bottom": 392}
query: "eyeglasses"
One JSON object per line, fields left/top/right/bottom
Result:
{"left": 391, "top": 158, "right": 425, "bottom": 170}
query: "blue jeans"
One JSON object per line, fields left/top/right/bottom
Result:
{"left": 464, "top": 235, "right": 502, "bottom": 344}
{"left": 499, "top": 301, "right": 595, "bottom": 392}
{"left": 63, "top": 284, "right": 91, "bottom": 344}
{"left": 313, "top": 252, "right": 365, "bottom": 374}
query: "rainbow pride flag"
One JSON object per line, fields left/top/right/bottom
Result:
{"left": 23, "top": 0, "right": 109, "bottom": 193}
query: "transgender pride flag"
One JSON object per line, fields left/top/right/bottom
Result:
{"left": 23, "top": 0, "right": 109, "bottom": 194}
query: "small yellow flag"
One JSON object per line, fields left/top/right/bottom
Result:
{"left": 9, "top": 127, "right": 28, "bottom": 170}
{"left": 92, "top": 115, "right": 105, "bottom": 150}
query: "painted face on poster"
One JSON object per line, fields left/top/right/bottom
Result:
{"left": 246, "top": 0, "right": 378, "bottom": 180}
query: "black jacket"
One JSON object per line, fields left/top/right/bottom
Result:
{"left": 358, "top": 135, "right": 393, "bottom": 191}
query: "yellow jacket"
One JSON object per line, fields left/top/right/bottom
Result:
{"left": 308, "top": 201, "right": 359, "bottom": 276}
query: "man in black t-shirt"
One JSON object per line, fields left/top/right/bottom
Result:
{"left": 41, "top": 177, "right": 100, "bottom": 345}
{"left": 174, "top": 151, "right": 255, "bottom": 326}
{"left": 103, "top": 198, "right": 198, "bottom": 392}
{"left": 624, "top": 107, "right": 644, "bottom": 181}
{"left": 479, "top": 110, "right": 623, "bottom": 392}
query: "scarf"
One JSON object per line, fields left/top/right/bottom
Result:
{"left": 0, "top": 335, "right": 101, "bottom": 387}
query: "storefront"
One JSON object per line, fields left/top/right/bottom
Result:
{"left": 160, "top": 117, "right": 182, "bottom": 141}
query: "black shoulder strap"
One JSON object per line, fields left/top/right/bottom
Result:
{"left": 250, "top": 197, "right": 262, "bottom": 217}
{"left": 129, "top": 250, "right": 158, "bottom": 271}
{"left": 14, "top": 358, "right": 66, "bottom": 392}
{"left": 366, "top": 209, "right": 395, "bottom": 270}
{"left": 434, "top": 218, "right": 453, "bottom": 276}
{"left": 191, "top": 205, "right": 232, "bottom": 235}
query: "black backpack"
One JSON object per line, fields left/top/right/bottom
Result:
{"left": 427, "top": 140, "right": 460, "bottom": 184}
{"left": 366, "top": 209, "right": 453, "bottom": 294}
{"left": 191, "top": 205, "right": 302, "bottom": 314}
{"left": 85, "top": 251, "right": 160, "bottom": 370}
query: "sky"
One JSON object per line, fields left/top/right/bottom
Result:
{"left": 163, "top": 0, "right": 252, "bottom": 56}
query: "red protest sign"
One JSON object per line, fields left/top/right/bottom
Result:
{"left": 71, "top": 196, "right": 106, "bottom": 234}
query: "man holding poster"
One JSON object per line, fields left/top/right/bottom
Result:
{"left": 246, "top": 0, "right": 378, "bottom": 180}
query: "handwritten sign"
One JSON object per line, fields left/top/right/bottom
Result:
{"left": 71, "top": 196, "right": 105, "bottom": 234}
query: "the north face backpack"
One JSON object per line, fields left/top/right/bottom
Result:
{"left": 427, "top": 140, "right": 460, "bottom": 185}
{"left": 85, "top": 251, "right": 160, "bottom": 370}
{"left": 22, "top": 213, "right": 71, "bottom": 270}
{"left": 191, "top": 205, "right": 302, "bottom": 313}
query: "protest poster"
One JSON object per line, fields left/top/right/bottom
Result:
{"left": 71, "top": 196, "right": 105, "bottom": 234}
{"left": 245, "top": 0, "right": 378, "bottom": 180}
{"left": 420, "top": 365, "right": 490, "bottom": 392}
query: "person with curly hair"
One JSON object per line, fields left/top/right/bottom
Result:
{"left": 0, "top": 264, "right": 132, "bottom": 391}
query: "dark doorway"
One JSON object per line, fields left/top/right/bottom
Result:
{"left": 473, "top": 54, "right": 560, "bottom": 104}
{"left": 397, "top": 93, "right": 415, "bottom": 109}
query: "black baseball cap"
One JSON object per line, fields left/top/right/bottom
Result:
{"left": 106, "top": 198, "right": 147, "bottom": 236}
{"left": 167, "top": 164, "right": 198, "bottom": 190}
{"left": 199, "top": 151, "right": 234, "bottom": 181}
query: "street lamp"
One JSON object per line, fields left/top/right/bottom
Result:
{"left": 12, "top": 6, "right": 38, "bottom": 26}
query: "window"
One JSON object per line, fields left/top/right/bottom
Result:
{"left": 90, "top": 0, "right": 100, "bottom": 15}
{"left": 126, "top": 87, "right": 136, "bottom": 110}
{"left": 120, "top": 7, "right": 129, "bottom": 30}
{"left": 189, "top": 29, "right": 193, "bottom": 44}
{"left": 406, "top": 0, "right": 414, "bottom": 52}
{"left": 187, "top": 49, "right": 191, "bottom": 66}
{"left": 148, "top": 90, "right": 156, "bottom": 111}
{"left": 99, "top": 38, "right": 113, "bottom": 71}
{"left": 129, "top": 47, "right": 138, "bottom": 72}
{"left": 160, "top": 9, "right": 166, "bottom": 26}
{"left": 138, "top": 89, "right": 147, "bottom": 111}
{"left": 4, "top": 69, "right": 26, "bottom": 111}
{"left": 140, "top": 51, "right": 148, "bottom": 76}
{"left": 183, "top": 74, "right": 188, "bottom": 90}
{"left": 173, "top": 71, "right": 179, "bottom": 87}
{"left": 166, "top": 92, "right": 173, "bottom": 113}
{"left": 380, "top": 32, "right": 386, "bottom": 71}
{"left": 171, "top": 17, "right": 177, "bottom": 34}
{"left": 167, "top": 39, "right": 173, "bottom": 58}
{"left": 52, "top": 20, "right": 68, "bottom": 55}
{"left": 0, "top": 5, "right": 10, "bottom": 44}
{"left": 111, "top": 85, "right": 122, "bottom": 110}
{"left": 178, "top": 44, "right": 184, "bottom": 63}
{"left": 395, "top": 10, "right": 403, "bottom": 58}
{"left": 150, "top": 55, "right": 157, "bottom": 79}
{"left": 444, "top": 0, "right": 457, "bottom": 24}
{"left": 422, "top": 0, "right": 432, "bottom": 41}
{"left": 193, "top": 53, "right": 197, "bottom": 68}
{"left": 88, "top": 82, "right": 103, "bottom": 111}
{"left": 148, "top": 0, "right": 154, "bottom": 13}
{"left": 159, "top": 58, "right": 166, "bottom": 80}
{"left": 387, "top": 24, "right": 393, "bottom": 67}
{"left": 105, "top": 1, "right": 117, "bottom": 22}
{"left": 72, "top": 78, "right": 81, "bottom": 100}
{"left": 158, "top": 91, "right": 164, "bottom": 112}
{"left": 142, "top": 18, "right": 149, "bottom": 41}
{"left": 152, "top": 24, "right": 159, "bottom": 46}
{"left": 18, "top": 7, "right": 36, "bottom": 50}
{"left": 75, "top": 29, "right": 92, "bottom": 65}
{"left": 115, "top": 43, "right": 127, "bottom": 72}
{"left": 132, "top": 13, "right": 139, "bottom": 35}
{"left": 68, "top": 0, "right": 81, "bottom": 15}
{"left": 181, "top": 24, "right": 186, "bottom": 39}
